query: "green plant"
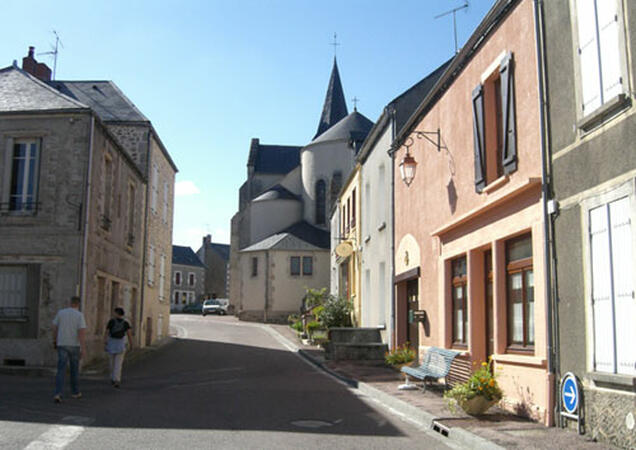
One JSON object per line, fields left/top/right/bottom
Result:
{"left": 320, "top": 295, "right": 352, "bottom": 328}
{"left": 290, "top": 320, "right": 304, "bottom": 333}
{"left": 287, "top": 314, "right": 300, "bottom": 324}
{"left": 384, "top": 343, "right": 416, "bottom": 367}
{"left": 306, "top": 320, "right": 322, "bottom": 336}
{"left": 304, "top": 287, "right": 328, "bottom": 309}
{"left": 444, "top": 360, "right": 502, "bottom": 413}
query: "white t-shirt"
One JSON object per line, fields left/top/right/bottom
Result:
{"left": 52, "top": 307, "right": 87, "bottom": 347}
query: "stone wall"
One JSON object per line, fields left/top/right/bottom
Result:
{"left": 108, "top": 124, "right": 149, "bottom": 176}
{"left": 584, "top": 387, "right": 635, "bottom": 449}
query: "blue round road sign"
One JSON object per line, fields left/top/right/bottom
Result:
{"left": 561, "top": 373, "right": 579, "bottom": 414}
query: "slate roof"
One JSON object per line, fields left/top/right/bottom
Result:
{"left": 314, "top": 58, "right": 348, "bottom": 139}
{"left": 50, "top": 80, "right": 148, "bottom": 122}
{"left": 241, "top": 221, "right": 330, "bottom": 252}
{"left": 253, "top": 184, "right": 300, "bottom": 202}
{"left": 309, "top": 110, "right": 374, "bottom": 147}
{"left": 0, "top": 66, "right": 88, "bottom": 112}
{"left": 247, "top": 138, "right": 301, "bottom": 174}
{"left": 172, "top": 245, "right": 206, "bottom": 267}
{"left": 208, "top": 243, "right": 230, "bottom": 261}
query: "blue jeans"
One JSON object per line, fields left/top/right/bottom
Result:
{"left": 55, "top": 346, "right": 80, "bottom": 396}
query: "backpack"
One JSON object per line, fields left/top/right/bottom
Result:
{"left": 109, "top": 319, "right": 128, "bottom": 339}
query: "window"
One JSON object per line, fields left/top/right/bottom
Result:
{"left": 4, "top": 140, "right": 40, "bottom": 214}
{"left": 101, "top": 154, "right": 113, "bottom": 229}
{"left": 302, "top": 256, "right": 312, "bottom": 276}
{"left": 346, "top": 197, "right": 351, "bottom": 233}
{"left": 174, "top": 291, "right": 179, "bottom": 304}
{"left": 451, "top": 256, "right": 468, "bottom": 346}
{"left": 0, "top": 266, "right": 27, "bottom": 318}
{"left": 574, "top": 0, "right": 625, "bottom": 115}
{"left": 315, "top": 180, "right": 326, "bottom": 225}
{"left": 162, "top": 182, "right": 169, "bottom": 224}
{"left": 290, "top": 257, "right": 300, "bottom": 276}
{"left": 589, "top": 196, "right": 636, "bottom": 375}
{"left": 351, "top": 188, "right": 356, "bottom": 228}
{"left": 251, "top": 257, "right": 258, "bottom": 277}
{"left": 472, "top": 52, "right": 516, "bottom": 192}
{"left": 188, "top": 272, "right": 195, "bottom": 286}
{"left": 506, "top": 233, "right": 534, "bottom": 350}
{"left": 159, "top": 254, "right": 166, "bottom": 300}
{"left": 148, "top": 245, "right": 155, "bottom": 286}
{"left": 127, "top": 183, "right": 135, "bottom": 246}
{"left": 150, "top": 164, "right": 158, "bottom": 214}
{"left": 330, "top": 172, "right": 342, "bottom": 207}
{"left": 175, "top": 271, "right": 181, "bottom": 286}
{"left": 364, "top": 182, "right": 371, "bottom": 236}
{"left": 377, "top": 165, "right": 385, "bottom": 226}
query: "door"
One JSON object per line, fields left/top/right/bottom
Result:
{"left": 145, "top": 317, "right": 152, "bottom": 346}
{"left": 485, "top": 250, "right": 494, "bottom": 357}
{"left": 406, "top": 279, "right": 419, "bottom": 352}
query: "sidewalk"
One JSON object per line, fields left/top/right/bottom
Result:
{"left": 268, "top": 323, "right": 615, "bottom": 450}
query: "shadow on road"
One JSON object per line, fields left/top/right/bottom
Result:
{"left": 0, "top": 336, "right": 407, "bottom": 437}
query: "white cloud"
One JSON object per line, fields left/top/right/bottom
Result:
{"left": 175, "top": 181, "right": 200, "bottom": 196}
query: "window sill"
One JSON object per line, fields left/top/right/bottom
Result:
{"left": 482, "top": 175, "right": 509, "bottom": 194}
{"left": 494, "top": 353, "right": 545, "bottom": 367}
{"left": 578, "top": 93, "right": 631, "bottom": 132}
{"left": 588, "top": 372, "right": 636, "bottom": 391}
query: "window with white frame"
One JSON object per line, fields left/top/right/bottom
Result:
{"left": 573, "top": 0, "right": 626, "bottom": 115}
{"left": 0, "top": 266, "right": 27, "bottom": 317}
{"left": 4, "top": 140, "right": 40, "bottom": 214}
{"left": 159, "top": 254, "right": 166, "bottom": 300}
{"left": 175, "top": 271, "right": 181, "bottom": 286}
{"left": 588, "top": 194, "right": 636, "bottom": 375}
{"left": 188, "top": 272, "right": 195, "bottom": 286}
{"left": 151, "top": 164, "right": 158, "bottom": 214}
{"left": 163, "top": 181, "right": 169, "bottom": 224}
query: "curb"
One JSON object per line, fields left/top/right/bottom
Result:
{"left": 268, "top": 325, "right": 504, "bottom": 450}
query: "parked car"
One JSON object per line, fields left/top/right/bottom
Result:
{"left": 202, "top": 299, "right": 228, "bottom": 316}
{"left": 182, "top": 302, "right": 203, "bottom": 314}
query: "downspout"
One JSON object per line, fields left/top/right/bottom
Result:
{"left": 264, "top": 251, "right": 269, "bottom": 322}
{"left": 534, "top": 0, "right": 558, "bottom": 425}
{"left": 79, "top": 115, "right": 95, "bottom": 313}
{"left": 388, "top": 106, "right": 397, "bottom": 350}
{"left": 138, "top": 129, "right": 152, "bottom": 345}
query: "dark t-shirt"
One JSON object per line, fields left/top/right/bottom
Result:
{"left": 107, "top": 318, "right": 131, "bottom": 339}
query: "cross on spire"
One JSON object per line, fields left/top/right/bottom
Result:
{"left": 330, "top": 32, "right": 340, "bottom": 57}
{"left": 352, "top": 96, "right": 359, "bottom": 111}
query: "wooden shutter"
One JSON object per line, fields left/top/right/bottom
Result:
{"left": 590, "top": 204, "right": 614, "bottom": 373}
{"left": 597, "top": 0, "right": 623, "bottom": 101}
{"left": 148, "top": 245, "right": 155, "bottom": 286}
{"left": 608, "top": 197, "right": 635, "bottom": 375}
{"left": 471, "top": 84, "right": 486, "bottom": 192}
{"left": 499, "top": 53, "right": 517, "bottom": 174}
{"left": 576, "top": 0, "right": 602, "bottom": 113}
{"left": 0, "top": 266, "right": 27, "bottom": 308}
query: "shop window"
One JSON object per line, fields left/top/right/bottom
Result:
{"left": 452, "top": 256, "right": 467, "bottom": 347}
{"left": 506, "top": 233, "right": 534, "bottom": 350}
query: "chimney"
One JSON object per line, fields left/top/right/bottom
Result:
{"left": 21, "top": 46, "right": 52, "bottom": 82}
{"left": 203, "top": 234, "right": 212, "bottom": 246}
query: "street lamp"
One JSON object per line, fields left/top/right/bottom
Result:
{"left": 398, "top": 129, "right": 442, "bottom": 186}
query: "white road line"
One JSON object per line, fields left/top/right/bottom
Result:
{"left": 24, "top": 416, "right": 89, "bottom": 450}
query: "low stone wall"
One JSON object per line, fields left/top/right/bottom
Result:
{"left": 584, "top": 387, "right": 635, "bottom": 449}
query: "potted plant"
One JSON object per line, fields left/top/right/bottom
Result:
{"left": 384, "top": 343, "right": 416, "bottom": 370}
{"left": 444, "top": 360, "right": 502, "bottom": 416}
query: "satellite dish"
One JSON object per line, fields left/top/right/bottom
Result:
{"left": 335, "top": 242, "right": 353, "bottom": 258}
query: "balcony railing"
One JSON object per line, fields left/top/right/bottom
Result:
{"left": 0, "top": 202, "right": 40, "bottom": 214}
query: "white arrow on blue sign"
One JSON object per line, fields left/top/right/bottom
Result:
{"left": 562, "top": 373, "right": 579, "bottom": 414}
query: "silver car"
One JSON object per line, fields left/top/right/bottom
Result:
{"left": 202, "top": 299, "right": 228, "bottom": 316}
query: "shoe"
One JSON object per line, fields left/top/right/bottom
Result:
{"left": 71, "top": 392, "right": 82, "bottom": 399}
{"left": 53, "top": 395, "right": 62, "bottom": 404}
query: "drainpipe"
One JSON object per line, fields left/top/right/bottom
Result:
{"left": 264, "top": 251, "right": 269, "bottom": 322}
{"left": 79, "top": 115, "right": 95, "bottom": 313}
{"left": 138, "top": 128, "right": 152, "bottom": 346}
{"left": 534, "top": 0, "right": 558, "bottom": 425}
{"left": 388, "top": 105, "right": 397, "bottom": 350}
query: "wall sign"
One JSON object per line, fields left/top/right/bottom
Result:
{"left": 559, "top": 372, "right": 583, "bottom": 434}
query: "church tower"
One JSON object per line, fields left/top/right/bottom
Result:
{"left": 314, "top": 58, "right": 349, "bottom": 139}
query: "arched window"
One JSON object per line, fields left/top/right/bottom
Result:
{"left": 315, "top": 180, "right": 326, "bottom": 225}
{"left": 330, "top": 172, "right": 342, "bottom": 206}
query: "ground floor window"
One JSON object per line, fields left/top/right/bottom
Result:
{"left": 0, "top": 266, "right": 27, "bottom": 318}
{"left": 451, "top": 256, "right": 467, "bottom": 347}
{"left": 589, "top": 195, "right": 636, "bottom": 375}
{"left": 506, "top": 233, "right": 534, "bottom": 351}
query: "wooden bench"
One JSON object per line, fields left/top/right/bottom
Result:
{"left": 401, "top": 347, "right": 460, "bottom": 391}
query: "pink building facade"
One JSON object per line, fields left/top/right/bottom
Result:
{"left": 393, "top": 0, "right": 553, "bottom": 424}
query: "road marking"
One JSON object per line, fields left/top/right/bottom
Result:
{"left": 24, "top": 416, "right": 91, "bottom": 449}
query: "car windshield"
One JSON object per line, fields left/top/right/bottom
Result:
{"left": 204, "top": 300, "right": 219, "bottom": 306}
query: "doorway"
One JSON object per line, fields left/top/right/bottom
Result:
{"left": 406, "top": 279, "right": 419, "bottom": 352}
{"left": 485, "top": 250, "right": 494, "bottom": 358}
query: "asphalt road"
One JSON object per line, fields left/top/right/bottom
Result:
{"left": 0, "top": 315, "right": 454, "bottom": 449}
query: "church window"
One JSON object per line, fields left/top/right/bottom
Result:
{"left": 330, "top": 172, "right": 342, "bottom": 206}
{"left": 315, "top": 180, "right": 326, "bottom": 225}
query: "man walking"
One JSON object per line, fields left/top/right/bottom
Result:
{"left": 52, "top": 296, "right": 86, "bottom": 403}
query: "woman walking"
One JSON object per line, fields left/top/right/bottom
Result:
{"left": 104, "top": 307, "right": 133, "bottom": 388}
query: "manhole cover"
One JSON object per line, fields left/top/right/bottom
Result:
{"left": 291, "top": 419, "right": 336, "bottom": 429}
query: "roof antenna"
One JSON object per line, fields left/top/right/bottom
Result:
{"left": 38, "top": 30, "right": 64, "bottom": 80}
{"left": 330, "top": 32, "right": 340, "bottom": 58}
{"left": 434, "top": 1, "right": 469, "bottom": 54}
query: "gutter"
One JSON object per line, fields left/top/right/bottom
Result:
{"left": 533, "top": 0, "right": 559, "bottom": 424}
{"left": 79, "top": 115, "right": 95, "bottom": 312}
{"left": 389, "top": 105, "right": 397, "bottom": 350}
{"left": 138, "top": 129, "right": 152, "bottom": 346}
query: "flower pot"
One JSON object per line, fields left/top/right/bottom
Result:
{"left": 459, "top": 395, "right": 498, "bottom": 416}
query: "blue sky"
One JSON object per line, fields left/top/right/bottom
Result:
{"left": 1, "top": 0, "right": 495, "bottom": 251}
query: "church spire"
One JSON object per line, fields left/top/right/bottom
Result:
{"left": 314, "top": 57, "right": 348, "bottom": 139}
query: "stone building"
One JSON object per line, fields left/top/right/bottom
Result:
{"left": 52, "top": 76, "right": 178, "bottom": 347}
{"left": 171, "top": 245, "right": 206, "bottom": 311}
{"left": 196, "top": 234, "right": 229, "bottom": 299}
{"left": 543, "top": 0, "right": 636, "bottom": 446}
{"left": 0, "top": 55, "right": 146, "bottom": 365}
{"left": 229, "top": 58, "right": 372, "bottom": 322}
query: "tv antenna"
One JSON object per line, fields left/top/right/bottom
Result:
{"left": 435, "top": 1, "right": 469, "bottom": 54}
{"left": 39, "top": 30, "right": 64, "bottom": 79}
